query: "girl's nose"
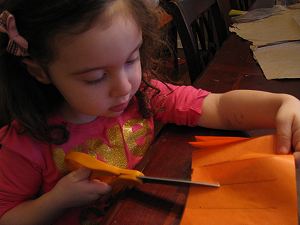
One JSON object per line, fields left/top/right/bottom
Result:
{"left": 109, "top": 71, "right": 131, "bottom": 97}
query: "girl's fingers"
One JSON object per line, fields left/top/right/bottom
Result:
{"left": 293, "top": 152, "right": 300, "bottom": 169}
{"left": 91, "top": 179, "right": 112, "bottom": 193}
{"left": 69, "top": 167, "right": 91, "bottom": 181}
{"left": 68, "top": 169, "right": 111, "bottom": 193}
{"left": 276, "top": 114, "right": 292, "bottom": 154}
{"left": 294, "top": 141, "right": 300, "bottom": 152}
{"left": 292, "top": 118, "right": 300, "bottom": 152}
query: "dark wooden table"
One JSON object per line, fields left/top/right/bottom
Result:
{"left": 102, "top": 125, "right": 249, "bottom": 225}
{"left": 102, "top": 0, "right": 300, "bottom": 224}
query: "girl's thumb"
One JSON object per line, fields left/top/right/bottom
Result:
{"left": 70, "top": 167, "right": 91, "bottom": 181}
{"left": 276, "top": 115, "right": 292, "bottom": 154}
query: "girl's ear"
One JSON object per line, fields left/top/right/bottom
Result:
{"left": 22, "top": 58, "right": 51, "bottom": 84}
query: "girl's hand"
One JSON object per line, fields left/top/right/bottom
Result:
{"left": 49, "top": 167, "right": 111, "bottom": 209}
{"left": 276, "top": 96, "right": 300, "bottom": 154}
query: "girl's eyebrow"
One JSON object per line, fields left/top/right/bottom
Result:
{"left": 71, "top": 40, "right": 143, "bottom": 75}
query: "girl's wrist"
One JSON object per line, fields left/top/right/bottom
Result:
{"left": 42, "top": 188, "right": 71, "bottom": 211}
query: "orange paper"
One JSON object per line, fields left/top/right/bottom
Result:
{"left": 180, "top": 135, "right": 298, "bottom": 225}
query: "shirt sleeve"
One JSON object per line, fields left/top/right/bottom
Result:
{"left": 147, "top": 79, "right": 210, "bottom": 126}
{"left": 0, "top": 147, "right": 42, "bottom": 217}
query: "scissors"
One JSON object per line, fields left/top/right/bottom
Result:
{"left": 65, "top": 152, "right": 219, "bottom": 193}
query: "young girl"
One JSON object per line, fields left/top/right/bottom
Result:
{"left": 0, "top": 0, "right": 300, "bottom": 224}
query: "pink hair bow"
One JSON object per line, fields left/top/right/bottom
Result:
{"left": 0, "top": 10, "right": 28, "bottom": 56}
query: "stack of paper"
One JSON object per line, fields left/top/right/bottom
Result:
{"left": 230, "top": 5, "right": 300, "bottom": 79}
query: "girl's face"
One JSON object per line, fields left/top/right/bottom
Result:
{"left": 47, "top": 12, "right": 143, "bottom": 123}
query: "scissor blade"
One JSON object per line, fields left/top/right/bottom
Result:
{"left": 138, "top": 176, "right": 220, "bottom": 187}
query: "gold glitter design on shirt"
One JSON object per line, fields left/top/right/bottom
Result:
{"left": 104, "top": 124, "right": 127, "bottom": 168}
{"left": 81, "top": 124, "right": 129, "bottom": 168}
{"left": 52, "top": 118, "right": 153, "bottom": 172}
{"left": 86, "top": 139, "right": 101, "bottom": 158}
{"left": 123, "top": 119, "right": 152, "bottom": 156}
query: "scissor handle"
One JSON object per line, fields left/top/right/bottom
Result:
{"left": 65, "top": 152, "right": 144, "bottom": 193}
{"left": 65, "top": 152, "right": 121, "bottom": 176}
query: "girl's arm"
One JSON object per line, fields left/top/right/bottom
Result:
{"left": 199, "top": 90, "right": 300, "bottom": 153}
{"left": 0, "top": 191, "right": 65, "bottom": 225}
{"left": 0, "top": 168, "right": 111, "bottom": 225}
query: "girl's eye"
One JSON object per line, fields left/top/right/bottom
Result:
{"left": 85, "top": 78, "right": 103, "bottom": 85}
{"left": 84, "top": 74, "right": 105, "bottom": 85}
{"left": 126, "top": 56, "right": 140, "bottom": 65}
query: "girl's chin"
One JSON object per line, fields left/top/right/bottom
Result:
{"left": 104, "top": 110, "right": 124, "bottom": 117}
{"left": 67, "top": 109, "right": 125, "bottom": 123}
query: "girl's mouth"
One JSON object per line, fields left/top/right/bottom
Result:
{"left": 109, "top": 102, "right": 128, "bottom": 112}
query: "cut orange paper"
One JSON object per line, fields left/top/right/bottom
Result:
{"left": 181, "top": 135, "right": 298, "bottom": 225}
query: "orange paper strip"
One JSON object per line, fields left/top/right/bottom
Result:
{"left": 181, "top": 135, "right": 298, "bottom": 225}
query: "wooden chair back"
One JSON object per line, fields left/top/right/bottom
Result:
{"left": 230, "top": 0, "right": 256, "bottom": 10}
{"left": 161, "top": 0, "right": 229, "bottom": 82}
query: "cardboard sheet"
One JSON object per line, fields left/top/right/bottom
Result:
{"left": 252, "top": 42, "right": 300, "bottom": 79}
{"left": 180, "top": 135, "right": 298, "bottom": 225}
{"left": 229, "top": 8, "right": 300, "bottom": 46}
